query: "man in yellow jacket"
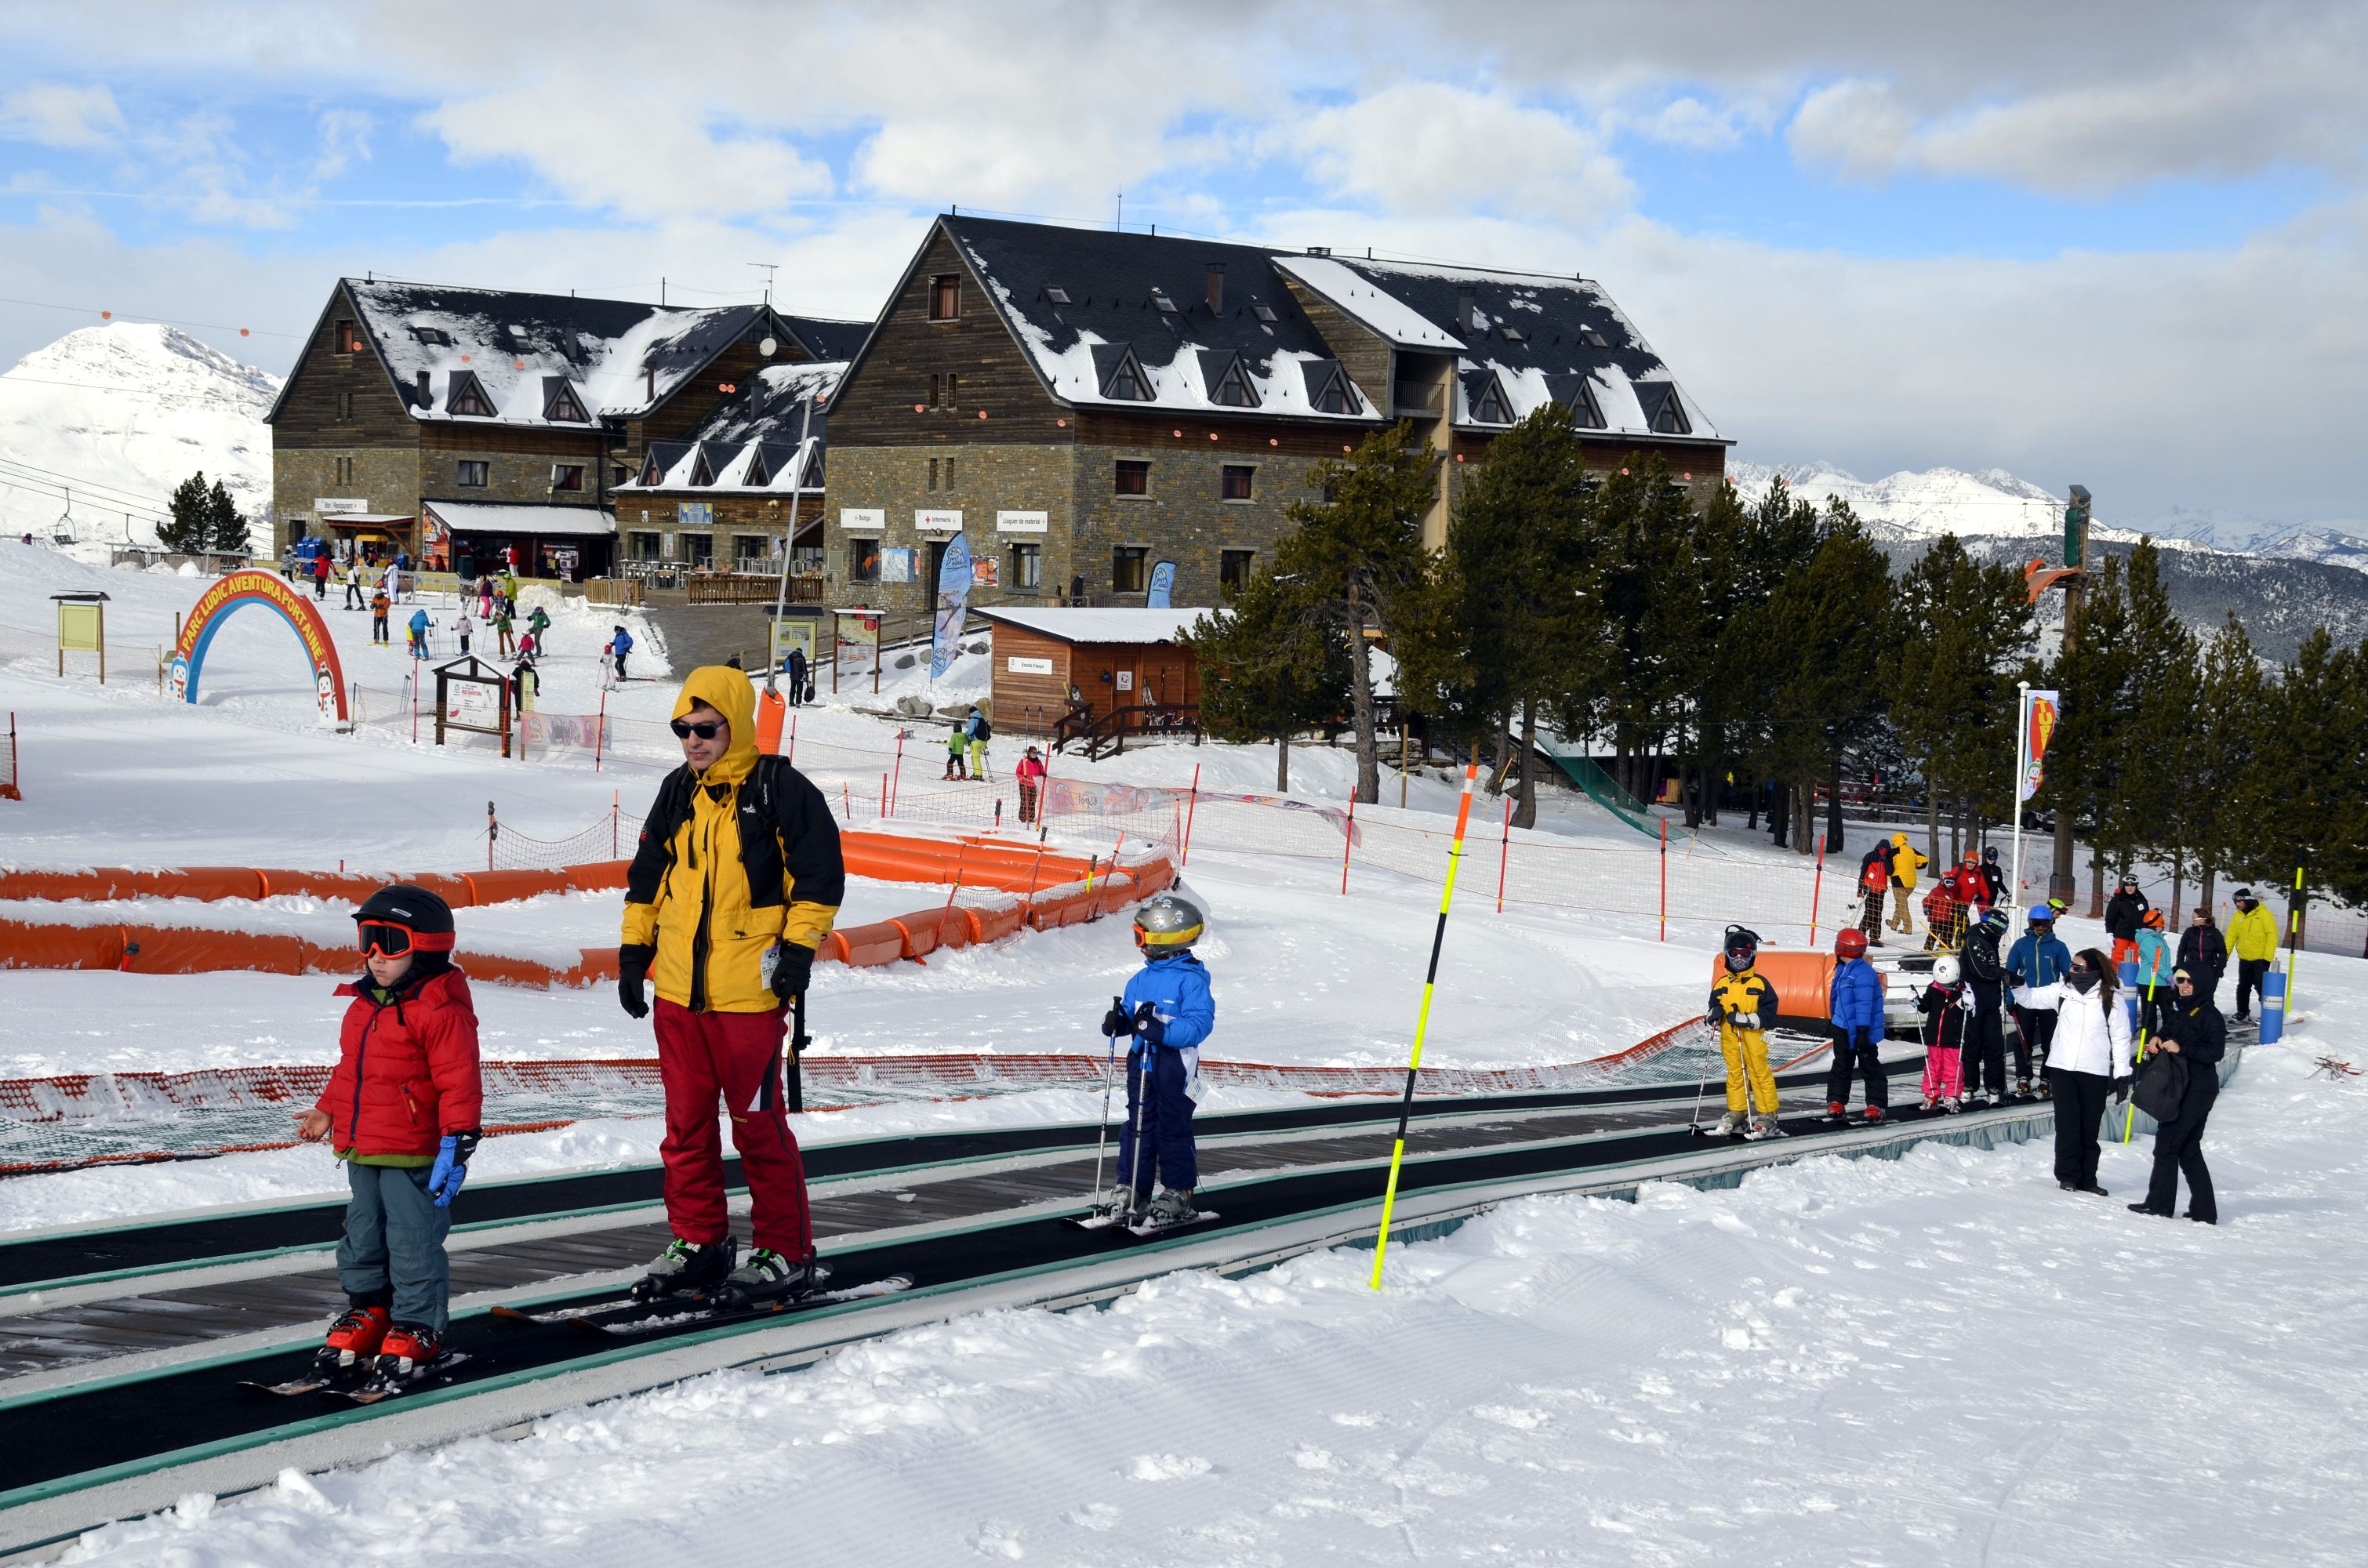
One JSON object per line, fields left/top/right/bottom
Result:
{"left": 1707, "top": 926, "right": 1782, "bottom": 1138}
{"left": 2224, "top": 887, "right": 2281, "bottom": 1023}
{"left": 1887, "top": 831, "right": 1928, "bottom": 936}
{"left": 619, "top": 666, "right": 844, "bottom": 1301}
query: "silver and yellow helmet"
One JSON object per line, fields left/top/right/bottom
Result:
{"left": 1132, "top": 892, "right": 1206, "bottom": 953}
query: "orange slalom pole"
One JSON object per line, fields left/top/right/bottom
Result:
{"left": 1371, "top": 764, "right": 1478, "bottom": 1290}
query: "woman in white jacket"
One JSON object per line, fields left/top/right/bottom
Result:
{"left": 2047, "top": 947, "right": 2134, "bottom": 1195}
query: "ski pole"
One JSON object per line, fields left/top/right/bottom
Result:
{"left": 1371, "top": 765, "right": 1478, "bottom": 1290}
{"left": 1125, "top": 1009, "right": 1156, "bottom": 1222}
{"left": 2120, "top": 1014, "right": 2151, "bottom": 1145}
{"left": 786, "top": 988, "right": 808, "bottom": 1115}
{"left": 1085, "top": 994, "right": 1124, "bottom": 1210}
{"left": 1687, "top": 1016, "right": 1716, "bottom": 1134}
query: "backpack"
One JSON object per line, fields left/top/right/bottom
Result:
{"left": 974, "top": 713, "right": 992, "bottom": 742}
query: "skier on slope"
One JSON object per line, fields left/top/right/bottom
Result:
{"left": 2006, "top": 905, "right": 2072, "bottom": 1096}
{"left": 2134, "top": 909, "right": 2175, "bottom": 1039}
{"left": 295, "top": 885, "right": 483, "bottom": 1382}
{"left": 2225, "top": 887, "right": 2279, "bottom": 1023}
{"left": 1824, "top": 927, "right": 1887, "bottom": 1122}
{"left": 2177, "top": 906, "right": 2229, "bottom": 1008}
{"left": 2105, "top": 873, "right": 2151, "bottom": 968}
{"left": 1857, "top": 838, "right": 1896, "bottom": 946}
{"left": 1887, "top": 832, "right": 1928, "bottom": 938}
{"left": 1707, "top": 926, "right": 1781, "bottom": 1138}
{"left": 1099, "top": 892, "right": 1216, "bottom": 1229}
{"left": 618, "top": 668, "right": 844, "bottom": 1301}
{"left": 1979, "top": 844, "right": 2007, "bottom": 906}
{"left": 1916, "top": 955, "right": 1971, "bottom": 1112}
{"left": 1959, "top": 907, "right": 2014, "bottom": 1102}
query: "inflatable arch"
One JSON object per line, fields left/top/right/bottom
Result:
{"left": 169, "top": 568, "right": 350, "bottom": 728}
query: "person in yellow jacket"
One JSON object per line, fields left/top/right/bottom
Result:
{"left": 618, "top": 666, "right": 844, "bottom": 1302}
{"left": 1706, "top": 926, "right": 1783, "bottom": 1137}
{"left": 1887, "top": 831, "right": 1928, "bottom": 936}
{"left": 2224, "top": 887, "right": 2281, "bottom": 1023}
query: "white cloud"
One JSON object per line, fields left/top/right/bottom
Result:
{"left": 0, "top": 82, "right": 127, "bottom": 151}
{"left": 1786, "top": 78, "right": 1914, "bottom": 181}
{"left": 1293, "top": 83, "right": 1633, "bottom": 229}
{"left": 313, "top": 109, "right": 372, "bottom": 183}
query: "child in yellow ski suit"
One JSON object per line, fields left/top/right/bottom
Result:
{"left": 1708, "top": 926, "right": 1781, "bottom": 1136}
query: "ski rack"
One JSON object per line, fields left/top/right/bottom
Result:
{"left": 0, "top": 1049, "right": 2244, "bottom": 1557}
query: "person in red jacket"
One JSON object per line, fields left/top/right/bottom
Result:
{"left": 294, "top": 884, "right": 483, "bottom": 1379}
{"left": 1015, "top": 745, "right": 1048, "bottom": 825}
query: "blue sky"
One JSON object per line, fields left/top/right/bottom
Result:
{"left": 1, "top": 0, "right": 2363, "bottom": 528}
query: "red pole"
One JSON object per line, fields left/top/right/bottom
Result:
{"left": 1496, "top": 793, "right": 1511, "bottom": 913}
{"left": 1340, "top": 793, "right": 1356, "bottom": 895}
{"left": 1810, "top": 832, "right": 1826, "bottom": 943}
{"left": 891, "top": 730, "right": 906, "bottom": 814}
{"left": 1658, "top": 817, "right": 1668, "bottom": 942}
{"left": 1181, "top": 763, "right": 1200, "bottom": 866}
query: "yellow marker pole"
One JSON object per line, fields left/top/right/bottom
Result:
{"left": 2283, "top": 863, "right": 2304, "bottom": 1019}
{"left": 1370, "top": 764, "right": 1478, "bottom": 1291}
{"left": 2121, "top": 1016, "right": 2152, "bottom": 1145}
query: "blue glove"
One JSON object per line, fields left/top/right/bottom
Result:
{"left": 427, "top": 1130, "right": 481, "bottom": 1208}
{"left": 1134, "top": 1001, "right": 1166, "bottom": 1048}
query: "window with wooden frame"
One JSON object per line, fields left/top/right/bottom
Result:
{"left": 1313, "top": 372, "right": 1355, "bottom": 416}
{"left": 1112, "top": 546, "right": 1149, "bottom": 594}
{"left": 447, "top": 374, "right": 496, "bottom": 418}
{"left": 1114, "top": 459, "right": 1150, "bottom": 496}
{"left": 544, "top": 383, "right": 590, "bottom": 423}
{"left": 928, "top": 456, "right": 939, "bottom": 492}
{"left": 849, "top": 537, "right": 882, "bottom": 581}
{"left": 1210, "top": 358, "right": 1258, "bottom": 408}
{"left": 1010, "top": 542, "right": 1041, "bottom": 590}
{"left": 457, "top": 460, "right": 488, "bottom": 488}
{"left": 1220, "top": 464, "right": 1255, "bottom": 502}
{"left": 550, "top": 464, "right": 585, "bottom": 492}
{"left": 929, "top": 274, "right": 961, "bottom": 320}
{"left": 680, "top": 533, "right": 714, "bottom": 568}
{"left": 334, "top": 319, "right": 362, "bottom": 354}
{"left": 337, "top": 391, "right": 354, "bottom": 421}
{"left": 1221, "top": 549, "right": 1255, "bottom": 590}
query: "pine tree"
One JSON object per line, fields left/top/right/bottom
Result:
{"left": 205, "top": 478, "right": 251, "bottom": 554}
{"left": 2188, "top": 613, "right": 2265, "bottom": 906}
{"left": 2252, "top": 630, "right": 2368, "bottom": 936}
{"left": 1181, "top": 571, "right": 1349, "bottom": 789}
{"left": 2045, "top": 552, "right": 2134, "bottom": 912}
{"left": 159, "top": 472, "right": 212, "bottom": 554}
{"left": 1273, "top": 422, "right": 1437, "bottom": 804}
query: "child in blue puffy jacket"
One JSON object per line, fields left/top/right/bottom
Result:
{"left": 1826, "top": 927, "right": 1887, "bottom": 1120}
{"left": 1099, "top": 892, "right": 1215, "bottom": 1229}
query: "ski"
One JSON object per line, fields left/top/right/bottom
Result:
{"left": 331, "top": 1352, "right": 474, "bottom": 1405}
{"left": 1122, "top": 1210, "right": 1220, "bottom": 1239}
{"left": 492, "top": 1275, "right": 911, "bottom": 1338}
{"left": 241, "top": 1373, "right": 353, "bottom": 1398}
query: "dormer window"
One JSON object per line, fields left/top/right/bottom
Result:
{"left": 744, "top": 448, "right": 772, "bottom": 487}
{"left": 543, "top": 380, "right": 589, "bottom": 423}
{"left": 639, "top": 454, "right": 664, "bottom": 487}
{"left": 445, "top": 371, "right": 496, "bottom": 418}
{"left": 1302, "top": 360, "right": 1357, "bottom": 416}
{"left": 1210, "top": 358, "right": 1258, "bottom": 408}
{"left": 1564, "top": 379, "right": 1605, "bottom": 429}
{"left": 1651, "top": 397, "right": 1691, "bottom": 435}
{"left": 1467, "top": 373, "right": 1512, "bottom": 424}
{"left": 688, "top": 448, "right": 716, "bottom": 486}
{"left": 1096, "top": 344, "right": 1155, "bottom": 401}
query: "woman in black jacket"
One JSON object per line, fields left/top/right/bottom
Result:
{"left": 2130, "top": 967, "right": 2225, "bottom": 1224}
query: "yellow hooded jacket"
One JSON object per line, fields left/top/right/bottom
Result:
{"left": 621, "top": 667, "right": 844, "bottom": 1012}
{"left": 1889, "top": 832, "right": 1928, "bottom": 891}
{"left": 2225, "top": 901, "right": 2281, "bottom": 964}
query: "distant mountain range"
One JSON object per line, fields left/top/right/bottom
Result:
{"left": 0, "top": 322, "right": 278, "bottom": 551}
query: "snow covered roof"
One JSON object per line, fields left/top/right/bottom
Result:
{"left": 269, "top": 278, "right": 865, "bottom": 431}
{"left": 974, "top": 606, "right": 1213, "bottom": 644}
{"left": 1283, "top": 255, "right": 1723, "bottom": 444}
{"left": 421, "top": 500, "right": 617, "bottom": 538}
{"left": 621, "top": 361, "right": 841, "bottom": 495}
{"left": 941, "top": 216, "right": 1386, "bottom": 425}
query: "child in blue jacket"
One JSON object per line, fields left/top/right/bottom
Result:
{"left": 1099, "top": 892, "right": 1215, "bottom": 1229}
{"left": 1825, "top": 927, "right": 1887, "bottom": 1120}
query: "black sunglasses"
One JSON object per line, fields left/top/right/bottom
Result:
{"left": 670, "top": 719, "right": 727, "bottom": 740}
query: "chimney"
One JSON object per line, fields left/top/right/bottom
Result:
{"left": 414, "top": 369, "right": 430, "bottom": 406}
{"left": 1205, "top": 262, "right": 1226, "bottom": 314}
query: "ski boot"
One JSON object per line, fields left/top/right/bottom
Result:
{"left": 632, "top": 1237, "right": 736, "bottom": 1301}
{"left": 1136, "top": 1189, "right": 1197, "bottom": 1230}
{"left": 372, "top": 1322, "right": 444, "bottom": 1381}
{"left": 1713, "top": 1111, "right": 1745, "bottom": 1138}
{"left": 1862, "top": 1105, "right": 1884, "bottom": 1123}
{"left": 2014, "top": 1078, "right": 2032, "bottom": 1100}
{"left": 717, "top": 1247, "right": 824, "bottom": 1308}
{"left": 2036, "top": 1077, "right": 2053, "bottom": 1100}
{"left": 1941, "top": 1095, "right": 1962, "bottom": 1113}
{"left": 318, "top": 1303, "right": 390, "bottom": 1371}
{"left": 1918, "top": 1095, "right": 1938, "bottom": 1112}
{"left": 1746, "top": 1112, "right": 1785, "bottom": 1140}
{"left": 1824, "top": 1101, "right": 1850, "bottom": 1125}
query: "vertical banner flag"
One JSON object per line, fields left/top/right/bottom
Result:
{"left": 2020, "top": 688, "right": 2060, "bottom": 800}
{"left": 1145, "top": 559, "right": 1176, "bottom": 609}
{"left": 931, "top": 533, "right": 972, "bottom": 679}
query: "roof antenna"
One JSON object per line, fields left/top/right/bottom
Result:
{"left": 748, "top": 262, "right": 778, "bottom": 307}
{"left": 1115, "top": 193, "right": 1123, "bottom": 231}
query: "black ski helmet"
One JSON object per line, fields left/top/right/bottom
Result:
{"left": 354, "top": 884, "right": 456, "bottom": 954}
{"left": 1721, "top": 924, "right": 1760, "bottom": 974}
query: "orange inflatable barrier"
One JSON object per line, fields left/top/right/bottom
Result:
{"left": 1705, "top": 947, "right": 1882, "bottom": 1032}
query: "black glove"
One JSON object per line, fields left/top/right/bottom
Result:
{"left": 1102, "top": 1005, "right": 1134, "bottom": 1038}
{"left": 1134, "top": 1000, "right": 1166, "bottom": 1047}
{"left": 771, "top": 942, "right": 815, "bottom": 1004}
{"left": 2111, "top": 1075, "right": 2133, "bottom": 1105}
{"left": 618, "top": 944, "right": 654, "bottom": 1020}
{"left": 1854, "top": 1029, "right": 1875, "bottom": 1052}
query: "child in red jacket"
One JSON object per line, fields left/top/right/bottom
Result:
{"left": 294, "top": 884, "right": 484, "bottom": 1379}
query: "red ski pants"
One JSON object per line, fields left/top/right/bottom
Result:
{"left": 652, "top": 1000, "right": 813, "bottom": 1259}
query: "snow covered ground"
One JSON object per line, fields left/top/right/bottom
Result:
{"left": 57, "top": 1029, "right": 2368, "bottom": 1566}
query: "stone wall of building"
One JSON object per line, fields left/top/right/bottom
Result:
{"left": 271, "top": 445, "right": 422, "bottom": 556}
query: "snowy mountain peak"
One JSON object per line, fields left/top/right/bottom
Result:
{"left": 0, "top": 323, "right": 279, "bottom": 550}
{"left": 1727, "top": 459, "right": 2071, "bottom": 543}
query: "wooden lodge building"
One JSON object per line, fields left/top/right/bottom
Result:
{"left": 266, "top": 220, "right": 1727, "bottom": 604}
{"left": 265, "top": 278, "right": 863, "bottom": 578}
